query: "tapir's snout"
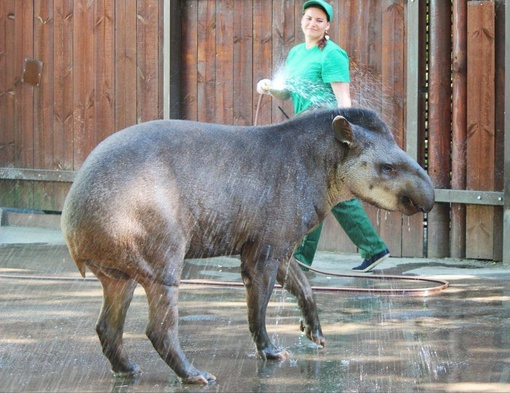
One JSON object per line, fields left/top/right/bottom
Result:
{"left": 397, "top": 170, "right": 435, "bottom": 216}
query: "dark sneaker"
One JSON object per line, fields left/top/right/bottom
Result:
{"left": 352, "top": 248, "right": 390, "bottom": 273}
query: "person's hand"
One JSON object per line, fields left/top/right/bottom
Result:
{"left": 257, "top": 79, "right": 272, "bottom": 95}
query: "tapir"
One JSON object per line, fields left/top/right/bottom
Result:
{"left": 61, "top": 107, "right": 435, "bottom": 384}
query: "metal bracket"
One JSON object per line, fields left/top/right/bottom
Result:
{"left": 434, "top": 189, "right": 504, "bottom": 206}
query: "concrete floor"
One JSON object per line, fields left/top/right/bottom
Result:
{"left": 1, "top": 225, "right": 510, "bottom": 393}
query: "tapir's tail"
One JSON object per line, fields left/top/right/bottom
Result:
{"left": 75, "top": 259, "right": 87, "bottom": 278}
{"left": 67, "top": 246, "right": 87, "bottom": 278}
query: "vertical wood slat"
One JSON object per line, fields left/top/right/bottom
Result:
{"left": 115, "top": 0, "right": 137, "bottom": 131}
{"left": 0, "top": 0, "right": 16, "bottom": 167}
{"left": 13, "top": 0, "right": 35, "bottom": 208}
{"left": 33, "top": 0, "right": 53, "bottom": 168}
{"left": 402, "top": 0, "right": 428, "bottom": 258}
{"left": 466, "top": 1, "right": 496, "bottom": 260}
{"left": 53, "top": 0, "right": 74, "bottom": 171}
{"left": 427, "top": 0, "right": 452, "bottom": 258}
{"left": 197, "top": 0, "right": 216, "bottom": 123}
{"left": 15, "top": 0, "right": 34, "bottom": 170}
{"left": 0, "top": 1, "right": 18, "bottom": 208}
{"left": 378, "top": 0, "right": 405, "bottom": 256}
{"left": 33, "top": 0, "right": 60, "bottom": 210}
{"left": 451, "top": 0, "right": 468, "bottom": 258}
{"left": 49, "top": 0, "right": 74, "bottom": 211}
{"left": 233, "top": 0, "right": 253, "bottom": 125}
{"left": 73, "top": 0, "right": 95, "bottom": 167}
{"left": 493, "top": 1, "right": 505, "bottom": 262}
{"left": 137, "top": 0, "right": 160, "bottom": 124}
{"left": 215, "top": 0, "right": 234, "bottom": 125}
{"left": 271, "top": 0, "right": 294, "bottom": 124}
{"left": 95, "top": 0, "right": 115, "bottom": 144}
{"left": 182, "top": 0, "right": 198, "bottom": 120}
{"left": 252, "top": 0, "right": 272, "bottom": 125}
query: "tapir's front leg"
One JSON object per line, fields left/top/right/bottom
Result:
{"left": 276, "top": 257, "right": 325, "bottom": 347}
{"left": 240, "top": 244, "right": 288, "bottom": 360}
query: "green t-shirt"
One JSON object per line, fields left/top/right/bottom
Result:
{"left": 285, "top": 41, "right": 350, "bottom": 115}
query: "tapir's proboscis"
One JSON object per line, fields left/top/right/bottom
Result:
{"left": 61, "top": 108, "right": 435, "bottom": 384}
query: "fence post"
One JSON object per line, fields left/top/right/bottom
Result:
{"left": 427, "top": 0, "right": 452, "bottom": 258}
{"left": 451, "top": 0, "right": 467, "bottom": 258}
{"left": 504, "top": 0, "right": 510, "bottom": 265}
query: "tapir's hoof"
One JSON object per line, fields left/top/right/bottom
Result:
{"left": 112, "top": 364, "right": 143, "bottom": 378}
{"left": 181, "top": 370, "right": 216, "bottom": 384}
{"left": 258, "top": 347, "right": 289, "bottom": 361}
{"left": 300, "top": 320, "right": 326, "bottom": 348}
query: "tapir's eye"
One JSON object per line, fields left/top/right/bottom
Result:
{"left": 382, "top": 164, "right": 395, "bottom": 174}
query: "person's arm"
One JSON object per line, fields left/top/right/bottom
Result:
{"left": 256, "top": 79, "right": 291, "bottom": 101}
{"left": 331, "top": 82, "right": 352, "bottom": 108}
{"left": 269, "top": 88, "right": 291, "bottom": 101}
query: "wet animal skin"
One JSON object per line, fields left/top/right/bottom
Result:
{"left": 61, "top": 107, "right": 434, "bottom": 384}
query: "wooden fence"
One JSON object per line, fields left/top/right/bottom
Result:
{"left": 0, "top": 0, "right": 508, "bottom": 262}
{"left": 0, "top": 0, "right": 164, "bottom": 209}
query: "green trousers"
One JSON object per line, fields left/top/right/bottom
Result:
{"left": 294, "top": 198, "right": 387, "bottom": 267}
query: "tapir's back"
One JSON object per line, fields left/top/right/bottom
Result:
{"left": 61, "top": 118, "right": 312, "bottom": 270}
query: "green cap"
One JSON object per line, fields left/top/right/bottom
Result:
{"left": 303, "top": 0, "right": 333, "bottom": 21}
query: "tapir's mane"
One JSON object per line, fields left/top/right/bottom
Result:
{"left": 291, "top": 107, "right": 391, "bottom": 137}
{"left": 337, "top": 108, "right": 390, "bottom": 135}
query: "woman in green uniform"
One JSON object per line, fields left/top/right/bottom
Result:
{"left": 257, "top": 0, "right": 389, "bottom": 272}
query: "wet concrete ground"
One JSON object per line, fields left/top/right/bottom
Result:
{"left": 1, "top": 226, "right": 510, "bottom": 393}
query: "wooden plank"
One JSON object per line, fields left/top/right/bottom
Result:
{"left": 197, "top": 0, "right": 216, "bottom": 123}
{"left": 48, "top": 0, "right": 74, "bottom": 210}
{"left": 271, "top": 0, "right": 294, "bottom": 124}
{"left": 73, "top": 0, "right": 96, "bottom": 167}
{"left": 33, "top": 0, "right": 54, "bottom": 169}
{"left": 360, "top": 0, "right": 383, "bottom": 111}
{"left": 12, "top": 0, "right": 35, "bottom": 208}
{"left": 427, "top": 0, "right": 452, "bottom": 258}
{"left": 0, "top": 1, "right": 15, "bottom": 208}
{"left": 232, "top": 0, "right": 253, "bottom": 125}
{"left": 33, "top": 0, "right": 59, "bottom": 211}
{"left": 53, "top": 0, "right": 74, "bottom": 171}
{"left": 378, "top": 0, "right": 406, "bottom": 257}
{"left": 15, "top": 0, "right": 34, "bottom": 169}
{"left": 402, "top": 0, "right": 427, "bottom": 258}
{"left": 451, "top": 0, "right": 468, "bottom": 258}
{"left": 115, "top": 0, "right": 137, "bottom": 130}
{"left": 136, "top": 0, "right": 160, "bottom": 123}
{"left": 215, "top": 0, "right": 234, "bottom": 125}
{"left": 94, "top": 0, "right": 115, "bottom": 143}
{"left": 0, "top": 0, "right": 16, "bottom": 167}
{"left": 252, "top": 0, "right": 272, "bottom": 124}
{"left": 466, "top": 1, "right": 495, "bottom": 260}
{"left": 181, "top": 0, "right": 198, "bottom": 120}
{"left": 493, "top": 1, "right": 505, "bottom": 261}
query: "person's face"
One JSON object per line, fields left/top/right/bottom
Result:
{"left": 301, "top": 7, "right": 330, "bottom": 41}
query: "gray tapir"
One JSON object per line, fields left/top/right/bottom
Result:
{"left": 61, "top": 107, "right": 434, "bottom": 384}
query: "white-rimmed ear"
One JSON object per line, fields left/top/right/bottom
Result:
{"left": 332, "top": 115, "right": 353, "bottom": 146}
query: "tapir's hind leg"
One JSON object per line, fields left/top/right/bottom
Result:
{"left": 91, "top": 266, "right": 141, "bottom": 377}
{"left": 143, "top": 281, "right": 216, "bottom": 384}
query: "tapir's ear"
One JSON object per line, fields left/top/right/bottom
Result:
{"left": 332, "top": 115, "right": 354, "bottom": 146}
